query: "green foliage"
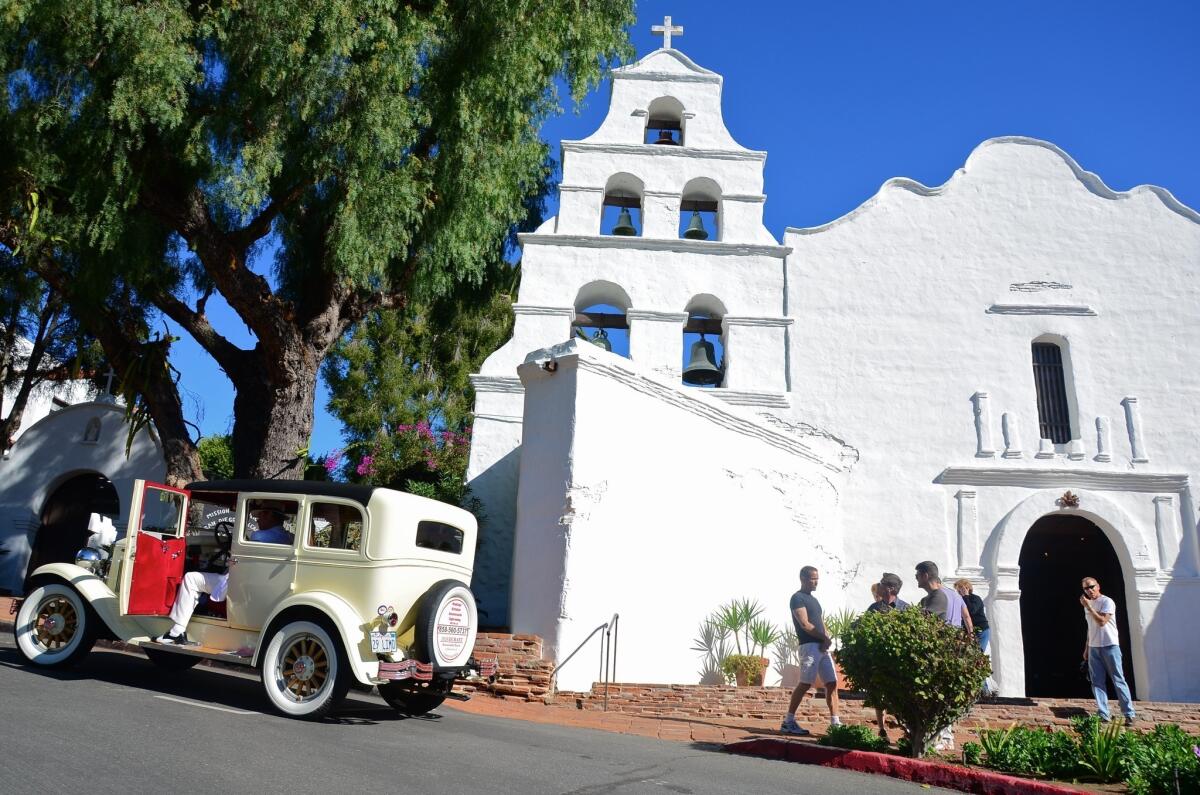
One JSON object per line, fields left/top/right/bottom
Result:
{"left": 837, "top": 607, "right": 990, "bottom": 757}
{"left": 1074, "top": 719, "right": 1128, "bottom": 783}
{"left": 819, "top": 723, "right": 889, "bottom": 753}
{"left": 712, "top": 598, "right": 779, "bottom": 658}
{"left": 972, "top": 716, "right": 1200, "bottom": 792}
{"left": 2, "top": 0, "right": 635, "bottom": 479}
{"left": 961, "top": 741, "right": 983, "bottom": 766}
{"left": 1123, "top": 724, "right": 1200, "bottom": 795}
{"left": 823, "top": 608, "right": 859, "bottom": 649}
{"left": 977, "top": 723, "right": 1080, "bottom": 778}
{"left": 197, "top": 435, "right": 234, "bottom": 480}
{"left": 720, "top": 654, "right": 768, "bottom": 686}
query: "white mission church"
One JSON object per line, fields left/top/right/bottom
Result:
{"left": 465, "top": 21, "right": 1200, "bottom": 700}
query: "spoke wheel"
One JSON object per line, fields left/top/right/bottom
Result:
{"left": 261, "top": 620, "right": 349, "bottom": 720}
{"left": 14, "top": 582, "right": 97, "bottom": 667}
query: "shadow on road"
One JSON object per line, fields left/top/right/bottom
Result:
{"left": 0, "top": 645, "right": 449, "bottom": 726}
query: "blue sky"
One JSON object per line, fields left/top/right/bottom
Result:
{"left": 169, "top": 1, "right": 1200, "bottom": 458}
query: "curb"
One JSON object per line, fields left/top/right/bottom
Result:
{"left": 723, "top": 738, "right": 1081, "bottom": 795}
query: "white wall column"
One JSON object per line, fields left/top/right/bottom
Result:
{"left": 1001, "top": 413, "right": 1023, "bottom": 459}
{"left": 627, "top": 309, "right": 688, "bottom": 379}
{"left": 721, "top": 316, "right": 791, "bottom": 392}
{"left": 1122, "top": 396, "right": 1149, "bottom": 463}
{"left": 971, "top": 392, "right": 996, "bottom": 458}
{"left": 1153, "top": 495, "right": 1181, "bottom": 574}
{"left": 1094, "top": 416, "right": 1112, "bottom": 462}
{"left": 955, "top": 489, "right": 983, "bottom": 576}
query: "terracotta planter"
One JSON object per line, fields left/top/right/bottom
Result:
{"left": 734, "top": 657, "right": 770, "bottom": 687}
{"left": 780, "top": 663, "right": 802, "bottom": 689}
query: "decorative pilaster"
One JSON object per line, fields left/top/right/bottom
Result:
{"left": 1001, "top": 413, "right": 1023, "bottom": 459}
{"left": 1067, "top": 439, "right": 1086, "bottom": 461}
{"left": 1153, "top": 495, "right": 1181, "bottom": 574}
{"left": 1122, "top": 397, "right": 1149, "bottom": 463}
{"left": 1035, "top": 437, "right": 1055, "bottom": 460}
{"left": 972, "top": 392, "right": 996, "bottom": 458}
{"left": 955, "top": 490, "right": 983, "bottom": 576}
{"left": 1094, "top": 416, "right": 1112, "bottom": 463}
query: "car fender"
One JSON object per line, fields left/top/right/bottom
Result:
{"left": 254, "top": 591, "right": 377, "bottom": 685}
{"left": 26, "top": 563, "right": 159, "bottom": 641}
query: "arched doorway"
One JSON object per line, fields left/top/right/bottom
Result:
{"left": 1018, "top": 514, "right": 1136, "bottom": 698}
{"left": 24, "top": 473, "right": 120, "bottom": 587}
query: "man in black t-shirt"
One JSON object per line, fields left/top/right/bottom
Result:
{"left": 780, "top": 565, "right": 841, "bottom": 736}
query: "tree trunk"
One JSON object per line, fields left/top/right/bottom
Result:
{"left": 230, "top": 345, "right": 321, "bottom": 480}
{"left": 0, "top": 298, "right": 57, "bottom": 451}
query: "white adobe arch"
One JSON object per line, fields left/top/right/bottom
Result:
{"left": 986, "top": 488, "right": 1158, "bottom": 698}
{"left": 645, "top": 95, "right": 686, "bottom": 145}
{"left": 684, "top": 292, "right": 727, "bottom": 318}
{"left": 575, "top": 280, "right": 632, "bottom": 313}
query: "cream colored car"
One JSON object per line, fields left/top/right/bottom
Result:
{"left": 13, "top": 479, "right": 494, "bottom": 719}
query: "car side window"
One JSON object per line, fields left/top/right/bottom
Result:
{"left": 242, "top": 499, "right": 299, "bottom": 546}
{"left": 415, "top": 521, "right": 464, "bottom": 555}
{"left": 307, "top": 503, "right": 364, "bottom": 552}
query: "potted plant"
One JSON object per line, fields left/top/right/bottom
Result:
{"left": 691, "top": 616, "right": 732, "bottom": 686}
{"left": 701, "top": 598, "right": 783, "bottom": 686}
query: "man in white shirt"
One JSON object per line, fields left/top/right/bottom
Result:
{"left": 1080, "top": 576, "right": 1136, "bottom": 724}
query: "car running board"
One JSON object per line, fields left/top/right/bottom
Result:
{"left": 141, "top": 640, "right": 253, "bottom": 665}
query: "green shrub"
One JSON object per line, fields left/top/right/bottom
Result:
{"left": 837, "top": 607, "right": 990, "bottom": 757}
{"left": 961, "top": 741, "right": 983, "bottom": 766}
{"left": 1124, "top": 724, "right": 1200, "bottom": 795}
{"left": 977, "top": 724, "right": 1078, "bottom": 778}
{"left": 1076, "top": 720, "right": 1127, "bottom": 783}
{"left": 819, "top": 723, "right": 889, "bottom": 753}
{"left": 719, "top": 654, "right": 767, "bottom": 685}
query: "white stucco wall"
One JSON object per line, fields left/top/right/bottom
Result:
{"left": 510, "top": 340, "right": 850, "bottom": 693}
{"left": 785, "top": 137, "right": 1200, "bottom": 701}
{"left": 0, "top": 401, "right": 164, "bottom": 594}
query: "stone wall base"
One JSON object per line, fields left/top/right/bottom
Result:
{"left": 555, "top": 683, "right": 1200, "bottom": 734}
{"left": 454, "top": 632, "right": 555, "bottom": 702}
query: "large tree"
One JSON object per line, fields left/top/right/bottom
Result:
{"left": 1, "top": 1, "right": 634, "bottom": 479}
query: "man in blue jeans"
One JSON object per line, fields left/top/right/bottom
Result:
{"left": 1080, "top": 576, "right": 1136, "bottom": 724}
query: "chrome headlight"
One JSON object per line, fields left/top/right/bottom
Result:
{"left": 74, "top": 547, "right": 102, "bottom": 571}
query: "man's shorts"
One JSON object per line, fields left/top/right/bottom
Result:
{"left": 797, "top": 641, "right": 837, "bottom": 687}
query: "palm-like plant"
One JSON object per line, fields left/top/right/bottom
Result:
{"left": 715, "top": 598, "right": 765, "bottom": 655}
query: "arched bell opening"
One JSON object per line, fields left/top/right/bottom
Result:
{"left": 1018, "top": 513, "right": 1137, "bottom": 699}
{"left": 25, "top": 471, "right": 120, "bottom": 589}
{"left": 573, "top": 282, "right": 630, "bottom": 357}
{"left": 679, "top": 177, "right": 720, "bottom": 241}
{"left": 681, "top": 296, "right": 726, "bottom": 388}
{"left": 644, "top": 96, "right": 685, "bottom": 146}
{"left": 601, "top": 173, "right": 644, "bottom": 237}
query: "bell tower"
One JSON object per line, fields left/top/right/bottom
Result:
{"left": 466, "top": 19, "right": 794, "bottom": 626}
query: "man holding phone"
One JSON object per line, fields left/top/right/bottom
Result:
{"left": 1080, "top": 576, "right": 1136, "bottom": 724}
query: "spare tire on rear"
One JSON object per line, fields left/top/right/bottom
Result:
{"left": 414, "top": 580, "right": 478, "bottom": 669}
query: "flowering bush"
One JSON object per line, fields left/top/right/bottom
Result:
{"left": 330, "top": 422, "right": 477, "bottom": 509}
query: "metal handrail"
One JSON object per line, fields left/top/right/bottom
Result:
{"left": 549, "top": 612, "right": 620, "bottom": 710}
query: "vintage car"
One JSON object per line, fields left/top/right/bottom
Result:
{"left": 12, "top": 479, "right": 495, "bottom": 719}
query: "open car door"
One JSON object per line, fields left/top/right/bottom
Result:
{"left": 118, "top": 481, "right": 191, "bottom": 616}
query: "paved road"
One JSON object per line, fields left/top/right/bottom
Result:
{"left": 0, "top": 637, "right": 948, "bottom": 794}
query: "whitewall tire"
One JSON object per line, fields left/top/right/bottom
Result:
{"left": 14, "top": 582, "right": 97, "bottom": 667}
{"left": 260, "top": 620, "right": 349, "bottom": 720}
{"left": 415, "top": 580, "right": 478, "bottom": 670}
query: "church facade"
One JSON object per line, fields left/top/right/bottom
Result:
{"left": 465, "top": 40, "right": 1200, "bottom": 699}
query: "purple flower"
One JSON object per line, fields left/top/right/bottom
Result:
{"left": 356, "top": 455, "right": 376, "bottom": 477}
{"left": 323, "top": 448, "right": 343, "bottom": 475}
{"left": 1193, "top": 745, "right": 1199, "bottom": 760}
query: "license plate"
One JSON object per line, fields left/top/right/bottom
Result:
{"left": 370, "top": 631, "right": 397, "bottom": 653}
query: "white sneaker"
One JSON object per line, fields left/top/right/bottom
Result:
{"left": 780, "top": 718, "right": 810, "bottom": 736}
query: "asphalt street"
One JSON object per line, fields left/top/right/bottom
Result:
{"left": 0, "top": 636, "right": 948, "bottom": 794}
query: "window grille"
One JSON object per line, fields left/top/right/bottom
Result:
{"left": 1032, "top": 343, "right": 1071, "bottom": 444}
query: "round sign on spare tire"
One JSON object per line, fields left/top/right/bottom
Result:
{"left": 414, "top": 580, "right": 478, "bottom": 668}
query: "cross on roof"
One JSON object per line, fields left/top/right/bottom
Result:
{"left": 651, "top": 15, "right": 683, "bottom": 49}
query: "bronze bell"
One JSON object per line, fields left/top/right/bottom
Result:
{"left": 682, "top": 335, "right": 722, "bottom": 386}
{"left": 590, "top": 328, "right": 612, "bottom": 352}
{"left": 611, "top": 207, "right": 637, "bottom": 236}
{"left": 683, "top": 210, "right": 709, "bottom": 240}
{"left": 654, "top": 128, "right": 679, "bottom": 145}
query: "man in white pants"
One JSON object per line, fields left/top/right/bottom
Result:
{"left": 781, "top": 565, "right": 840, "bottom": 736}
{"left": 155, "top": 506, "right": 293, "bottom": 645}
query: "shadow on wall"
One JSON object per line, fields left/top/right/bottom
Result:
{"left": 1141, "top": 510, "right": 1200, "bottom": 702}
{"left": 468, "top": 446, "right": 521, "bottom": 630}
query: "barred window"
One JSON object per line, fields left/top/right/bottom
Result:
{"left": 1032, "top": 342, "right": 1071, "bottom": 444}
